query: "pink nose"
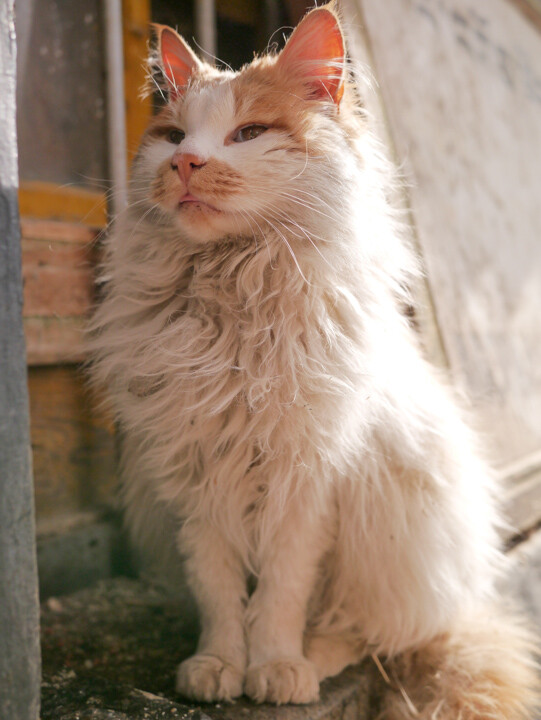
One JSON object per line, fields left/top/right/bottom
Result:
{"left": 172, "top": 153, "right": 206, "bottom": 183}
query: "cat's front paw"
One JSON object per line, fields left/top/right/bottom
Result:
{"left": 176, "top": 653, "right": 244, "bottom": 702}
{"left": 244, "top": 657, "right": 320, "bottom": 704}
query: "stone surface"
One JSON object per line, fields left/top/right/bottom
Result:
{"left": 40, "top": 529, "right": 541, "bottom": 720}
{"left": 40, "top": 577, "right": 380, "bottom": 720}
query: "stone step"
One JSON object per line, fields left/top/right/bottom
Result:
{"left": 40, "top": 575, "right": 381, "bottom": 720}
{"left": 41, "top": 530, "right": 541, "bottom": 720}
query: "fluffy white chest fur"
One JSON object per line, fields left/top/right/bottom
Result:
{"left": 89, "top": 4, "right": 538, "bottom": 716}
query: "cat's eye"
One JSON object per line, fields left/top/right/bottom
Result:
{"left": 167, "top": 129, "right": 185, "bottom": 144}
{"left": 232, "top": 125, "right": 268, "bottom": 143}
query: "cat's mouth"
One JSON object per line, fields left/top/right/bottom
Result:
{"left": 178, "top": 193, "right": 221, "bottom": 214}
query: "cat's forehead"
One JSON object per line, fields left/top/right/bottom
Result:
{"left": 172, "top": 58, "right": 292, "bottom": 128}
{"left": 182, "top": 76, "right": 237, "bottom": 130}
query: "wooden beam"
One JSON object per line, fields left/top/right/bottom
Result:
{"left": 20, "top": 218, "right": 100, "bottom": 244}
{"left": 29, "top": 366, "right": 116, "bottom": 532}
{"left": 18, "top": 181, "right": 107, "bottom": 227}
{"left": 0, "top": 2, "right": 41, "bottom": 717}
{"left": 23, "top": 318, "right": 87, "bottom": 365}
{"left": 20, "top": 219, "right": 101, "bottom": 365}
{"left": 123, "top": 0, "right": 152, "bottom": 164}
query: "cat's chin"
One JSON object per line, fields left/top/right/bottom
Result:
{"left": 173, "top": 201, "right": 235, "bottom": 243}
{"left": 178, "top": 196, "right": 221, "bottom": 214}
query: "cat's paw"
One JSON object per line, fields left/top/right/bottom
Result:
{"left": 176, "top": 654, "right": 244, "bottom": 702}
{"left": 244, "top": 657, "right": 320, "bottom": 704}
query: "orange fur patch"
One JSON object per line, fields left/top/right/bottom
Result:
{"left": 378, "top": 610, "right": 540, "bottom": 719}
{"left": 190, "top": 158, "right": 245, "bottom": 200}
{"left": 231, "top": 59, "right": 324, "bottom": 151}
{"left": 151, "top": 157, "right": 177, "bottom": 207}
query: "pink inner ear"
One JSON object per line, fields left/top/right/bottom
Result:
{"left": 159, "top": 27, "right": 199, "bottom": 96}
{"left": 277, "top": 8, "right": 345, "bottom": 104}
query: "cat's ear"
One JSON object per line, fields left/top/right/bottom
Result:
{"left": 276, "top": 6, "right": 345, "bottom": 105}
{"left": 154, "top": 25, "right": 202, "bottom": 98}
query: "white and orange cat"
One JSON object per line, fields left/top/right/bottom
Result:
{"left": 89, "top": 3, "right": 538, "bottom": 717}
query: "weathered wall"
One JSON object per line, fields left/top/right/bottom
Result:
{"left": 350, "top": 0, "right": 541, "bottom": 469}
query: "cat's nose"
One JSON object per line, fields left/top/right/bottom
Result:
{"left": 172, "top": 153, "right": 207, "bottom": 183}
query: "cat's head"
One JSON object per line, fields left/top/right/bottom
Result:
{"left": 131, "top": 3, "right": 360, "bottom": 245}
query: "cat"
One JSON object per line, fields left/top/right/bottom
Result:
{"left": 88, "top": 3, "right": 539, "bottom": 717}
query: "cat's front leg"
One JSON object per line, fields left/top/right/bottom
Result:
{"left": 175, "top": 521, "right": 247, "bottom": 702}
{"left": 244, "top": 503, "right": 328, "bottom": 705}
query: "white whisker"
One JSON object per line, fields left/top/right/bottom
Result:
{"left": 250, "top": 208, "right": 309, "bottom": 284}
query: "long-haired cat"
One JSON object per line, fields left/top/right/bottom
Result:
{"left": 88, "top": 3, "right": 538, "bottom": 717}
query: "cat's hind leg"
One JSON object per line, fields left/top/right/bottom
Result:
{"left": 304, "top": 632, "right": 364, "bottom": 681}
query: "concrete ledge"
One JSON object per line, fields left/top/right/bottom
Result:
{"left": 41, "top": 530, "right": 541, "bottom": 720}
{"left": 41, "top": 667, "right": 377, "bottom": 720}
{"left": 41, "top": 577, "right": 380, "bottom": 720}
